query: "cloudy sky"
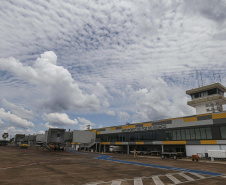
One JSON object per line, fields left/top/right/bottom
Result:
{"left": 0, "top": 0, "right": 226, "bottom": 137}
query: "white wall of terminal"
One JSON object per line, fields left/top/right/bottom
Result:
{"left": 72, "top": 130, "right": 96, "bottom": 144}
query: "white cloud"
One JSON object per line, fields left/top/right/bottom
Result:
{"left": 78, "top": 117, "right": 95, "bottom": 130}
{"left": 0, "top": 0, "right": 226, "bottom": 132}
{"left": 117, "top": 111, "right": 130, "bottom": 122}
{"left": 132, "top": 78, "right": 195, "bottom": 122}
{"left": 2, "top": 99, "right": 35, "bottom": 121}
{"left": 42, "top": 112, "right": 78, "bottom": 127}
{"left": 0, "top": 51, "right": 100, "bottom": 112}
{"left": 106, "top": 111, "right": 115, "bottom": 116}
{"left": 0, "top": 108, "right": 34, "bottom": 129}
{"left": 0, "top": 119, "right": 6, "bottom": 128}
{"left": 38, "top": 130, "right": 45, "bottom": 134}
{"left": 2, "top": 126, "right": 35, "bottom": 138}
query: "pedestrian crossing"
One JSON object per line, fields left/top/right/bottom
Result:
{"left": 85, "top": 172, "right": 220, "bottom": 185}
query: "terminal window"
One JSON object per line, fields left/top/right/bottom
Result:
{"left": 220, "top": 126, "right": 226, "bottom": 139}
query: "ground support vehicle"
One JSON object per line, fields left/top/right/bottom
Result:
{"left": 192, "top": 155, "right": 200, "bottom": 161}
{"left": 161, "top": 152, "right": 183, "bottom": 160}
{"left": 130, "top": 150, "right": 144, "bottom": 155}
{"left": 20, "top": 144, "right": 28, "bottom": 149}
{"left": 109, "top": 146, "right": 124, "bottom": 153}
{"left": 149, "top": 151, "right": 161, "bottom": 156}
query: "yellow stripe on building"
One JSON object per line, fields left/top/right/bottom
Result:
{"left": 92, "top": 130, "right": 96, "bottom": 132}
{"left": 115, "top": 142, "right": 122, "bottom": 145}
{"left": 162, "top": 141, "right": 186, "bottom": 145}
{"left": 200, "top": 140, "right": 217, "bottom": 144}
{"left": 183, "top": 117, "right": 197, "bottom": 122}
{"left": 101, "top": 142, "right": 110, "bottom": 145}
{"left": 96, "top": 132, "right": 101, "bottom": 135}
{"left": 197, "top": 113, "right": 211, "bottom": 117}
{"left": 212, "top": 112, "right": 226, "bottom": 119}
{"left": 110, "top": 127, "right": 116, "bottom": 130}
{"left": 122, "top": 125, "right": 136, "bottom": 129}
{"left": 143, "top": 122, "right": 152, "bottom": 127}
{"left": 136, "top": 142, "right": 144, "bottom": 145}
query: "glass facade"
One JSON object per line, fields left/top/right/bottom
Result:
{"left": 97, "top": 126, "right": 216, "bottom": 142}
{"left": 163, "top": 127, "right": 212, "bottom": 140}
{"left": 97, "top": 131, "right": 157, "bottom": 142}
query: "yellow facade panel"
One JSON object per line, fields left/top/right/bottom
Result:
{"left": 96, "top": 132, "right": 101, "bottom": 135}
{"left": 143, "top": 122, "right": 152, "bottom": 127}
{"left": 162, "top": 141, "right": 186, "bottom": 145}
{"left": 212, "top": 113, "right": 226, "bottom": 119}
{"left": 136, "top": 142, "right": 144, "bottom": 145}
{"left": 197, "top": 113, "right": 211, "bottom": 117}
{"left": 115, "top": 142, "right": 122, "bottom": 145}
{"left": 122, "top": 125, "right": 136, "bottom": 129}
{"left": 200, "top": 140, "right": 217, "bottom": 144}
{"left": 183, "top": 117, "right": 197, "bottom": 122}
{"left": 110, "top": 127, "right": 116, "bottom": 130}
{"left": 92, "top": 130, "right": 96, "bottom": 132}
{"left": 101, "top": 142, "right": 110, "bottom": 145}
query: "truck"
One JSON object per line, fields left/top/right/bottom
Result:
{"left": 109, "top": 146, "right": 124, "bottom": 153}
{"left": 161, "top": 152, "right": 183, "bottom": 160}
{"left": 208, "top": 150, "right": 226, "bottom": 162}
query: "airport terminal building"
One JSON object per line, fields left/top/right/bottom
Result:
{"left": 8, "top": 83, "right": 226, "bottom": 157}
{"left": 91, "top": 83, "right": 226, "bottom": 157}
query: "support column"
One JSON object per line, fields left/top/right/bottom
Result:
{"left": 161, "top": 145, "right": 164, "bottom": 153}
{"left": 96, "top": 143, "right": 97, "bottom": 152}
{"left": 99, "top": 143, "right": 101, "bottom": 152}
{"left": 127, "top": 145, "right": 130, "bottom": 154}
{"left": 104, "top": 145, "right": 106, "bottom": 153}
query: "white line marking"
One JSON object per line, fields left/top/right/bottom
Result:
{"left": 179, "top": 173, "right": 194, "bottom": 181}
{"left": 134, "top": 178, "right": 143, "bottom": 185}
{"left": 152, "top": 176, "right": 164, "bottom": 185}
{"left": 166, "top": 174, "right": 181, "bottom": 184}
{"left": 189, "top": 172, "right": 205, "bottom": 179}
{"left": 111, "top": 180, "right": 121, "bottom": 185}
{"left": 221, "top": 176, "right": 226, "bottom": 178}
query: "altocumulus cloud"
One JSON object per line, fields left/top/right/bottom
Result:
{"left": 0, "top": 51, "right": 100, "bottom": 112}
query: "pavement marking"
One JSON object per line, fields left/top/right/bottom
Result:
{"left": 152, "top": 176, "right": 164, "bottom": 185}
{"left": 166, "top": 174, "right": 181, "bottom": 184}
{"left": 134, "top": 178, "right": 143, "bottom": 185}
{"left": 111, "top": 180, "right": 121, "bottom": 185}
{"left": 68, "top": 151, "right": 224, "bottom": 177}
{"left": 189, "top": 172, "right": 205, "bottom": 179}
{"left": 179, "top": 173, "right": 194, "bottom": 181}
{"left": 84, "top": 172, "right": 222, "bottom": 185}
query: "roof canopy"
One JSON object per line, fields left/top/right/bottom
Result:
{"left": 186, "top": 83, "right": 226, "bottom": 95}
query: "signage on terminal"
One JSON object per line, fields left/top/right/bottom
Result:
{"left": 122, "top": 124, "right": 166, "bottom": 132}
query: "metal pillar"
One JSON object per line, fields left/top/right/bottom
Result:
{"left": 161, "top": 145, "right": 164, "bottom": 153}
{"left": 127, "top": 145, "right": 130, "bottom": 154}
{"left": 104, "top": 145, "right": 106, "bottom": 153}
{"left": 96, "top": 143, "right": 97, "bottom": 152}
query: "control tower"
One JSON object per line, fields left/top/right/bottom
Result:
{"left": 186, "top": 83, "right": 226, "bottom": 114}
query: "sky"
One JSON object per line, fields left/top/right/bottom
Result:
{"left": 1, "top": 0, "right": 226, "bottom": 138}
